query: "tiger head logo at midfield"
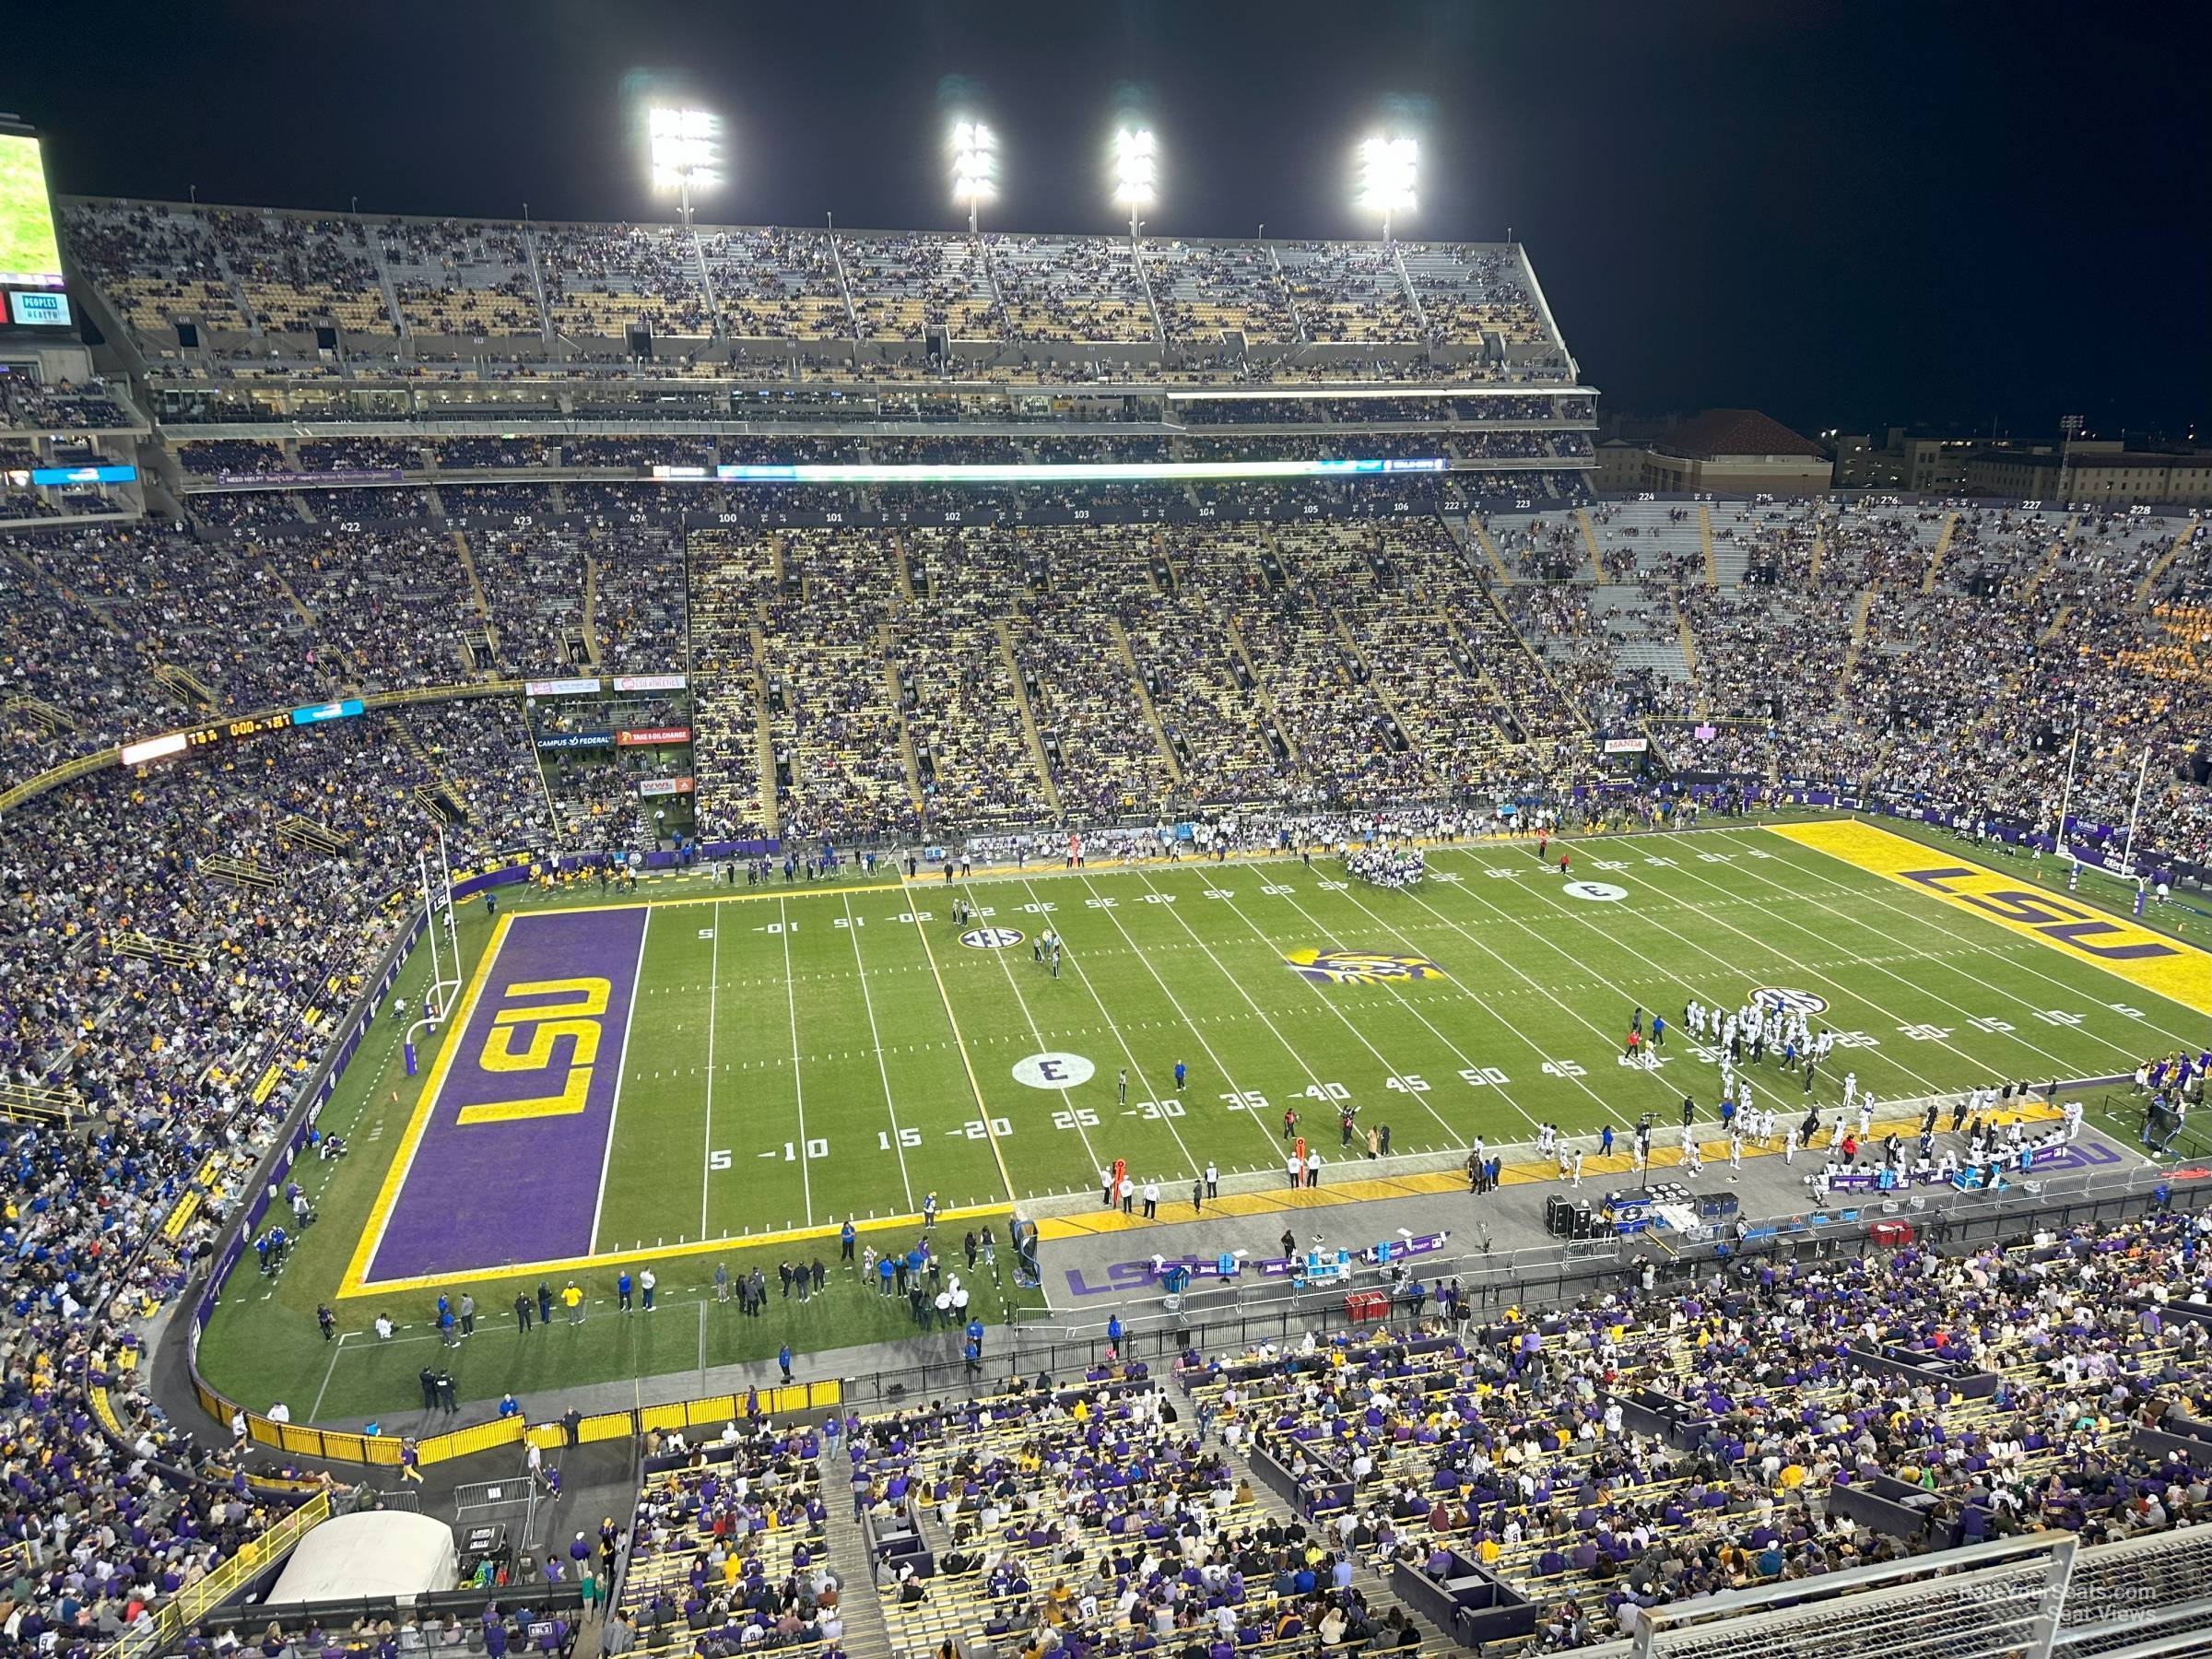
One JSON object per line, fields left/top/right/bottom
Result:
{"left": 1284, "top": 949, "right": 1447, "bottom": 985}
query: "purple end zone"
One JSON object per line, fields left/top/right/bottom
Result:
{"left": 367, "top": 907, "right": 647, "bottom": 1282}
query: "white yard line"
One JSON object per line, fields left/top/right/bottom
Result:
{"left": 1001, "top": 877, "right": 1206, "bottom": 1178}
{"left": 700, "top": 900, "right": 722, "bottom": 1240}
{"left": 1277, "top": 873, "right": 1559, "bottom": 1140}
{"left": 778, "top": 898, "right": 815, "bottom": 1224}
{"left": 1076, "top": 868, "right": 1336, "bottom": 1147}
{"left": 843, "top": 891, "right": 917, "bottom": 1211}
{"left": 1442, "top": 842, "right": 1959, "bottom": 1095}
{"left": 1151, "top": 868, "right": 1467, "bottom": 1149}
{"left": 1716, "top": 829, "right": 2205, "bottom": 1054}
{"left": 1606, "top": 838, "right": 2116, "bottom": 1082}
{"left": 1371, "top": 863, "right": 1679, "bottom": 1122}
{"left": 1042, "top": 873, "right": 1282, "bottom": 1171}
{"left": 588, "top": 908, "right": 654, "bottom": 1253}
{"left": 308, "top": 1330, "right": 348, "bottom": 1421}
{"left": 964, "top": 882, "right": 1108, "bottom": 1176}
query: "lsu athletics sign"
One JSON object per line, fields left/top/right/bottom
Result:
{"left": 1285, "top": 948, "right": 1447, "bottom": 985}
{"left": 1767, "top": 819, "right": 2209, "bottom": 1015}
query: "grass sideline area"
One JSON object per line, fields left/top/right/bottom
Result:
{"left": 194, "top": 813, "right": 2203, "bottom": 1422}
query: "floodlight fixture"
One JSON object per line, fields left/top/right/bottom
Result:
{"left": 1357, "top": 134, "right": 1418, "bottom": 239}
{"left": 950, "top": 119, "right": 997, "bottom": 233}
{"left": 1112, "top": 126, "right": 1157, "bottom": 240}
{"left": 649, "top": 106, "right": 721, "bottom": 226}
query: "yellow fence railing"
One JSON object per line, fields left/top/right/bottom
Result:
{"left": 113, "top": 1490, "right": 333, "bottom": 1659}
{"left": 192, "top": 1373, "right": 839, "bottom": 1471}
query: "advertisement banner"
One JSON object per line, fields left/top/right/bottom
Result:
{"left": 617, "top": 726, "right": 691, "bottom": 747}
{"left": 611, "top": 674, "right": 688, "bottom": 692}
{"left": 212, "top": 467, "right": 404, "bottom": 487}
{"left": 524, "top": 677, "right": 602, "bottom": 698}
{"left": 535, "top": 732, "right": 614, "bottom": 752}
{"left": 636, "top": 776, "right": 696, "bottom": 797}
{"left": 1602, "top": 737, "right": 1650, "bottom": 754}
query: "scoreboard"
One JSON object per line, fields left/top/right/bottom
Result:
{"left": 0, "top": 125, "right": 69, "bottom": 335}
{"left": 118, "top": 700, "right": 365, "bottom": 767}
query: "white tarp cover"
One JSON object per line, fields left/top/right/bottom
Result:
{"left": 264, "top": 1512, "right": 456, "bottom": 1606}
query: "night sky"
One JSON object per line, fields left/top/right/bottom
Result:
{"left": 13, "top": 0, "right": 2207, "bottom": 440}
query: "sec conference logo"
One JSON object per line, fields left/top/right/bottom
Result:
{"left": 960, "top": 927, "right": 1024, "bottom": 949}
{"left": 1284, "top": 948, "right": 1446, "bottom": 985}
{"left": 1752, "top": 986, "right": 1830, "bottom": 1016}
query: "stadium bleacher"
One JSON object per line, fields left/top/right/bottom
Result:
{"left": 5, "top": 122, "right": 2207, "bottom": 1659}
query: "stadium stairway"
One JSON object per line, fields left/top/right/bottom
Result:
{"left": 891, "top": 529, "right": 917, "bottom": 602}
{"left": 749, "top": 623, "right": 782, "bottom": 837}
{"left": 1225, "top": 616, "right": 1301, "bottom": 765}
{"left": 1698, "top": 504, "right": 1719, "bottom": 587}
{"left": 882, "top": 631, "right": 930, "bottom": 815}
{"left": 1836, "top": 586, "right": 1877, "bottom": 708}
{"left": 1574, "top": 508, "right": 1605, "bottom": 584}
{"left": 265, "top": 556, "right": 319, "bottom": 626}
{"left": 582, "top": 554, "right": 601, "bottom": 665}
{"left": 1921, "top": 511, "right": 1959, "bottom": 595}
{"left": 1217, "top": 1435, "right": 1442, "bottom": 1650}
{"left": 1465, "top": 518, "right": 1514, "bottom": 583}
{"left": 996, "top": 620, "right": 1065, "bottom": 819}
{"left": 1672, "top": 587, "right": 1701, "bottom": 696}
{"left": 1111, "top": 618, "right": 1185, "bottom": 786}
{"left": 2138, "top": 523, "right": 2202, "bottom": 605}
{"left": 2017, "top": 515, "right": 2077, "bottom": 607}
{"left": 449, "top": 527, "right": 493, "bottom": 629}
{"left": 818, "top": 1473, "right": 896, "bottom": 1659}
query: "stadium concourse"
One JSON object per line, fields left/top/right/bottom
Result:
{"left": 1, "top": 192, "right": 2211, "bottom": 1659}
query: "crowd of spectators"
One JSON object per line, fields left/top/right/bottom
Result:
{"left": 1477, "top": 497, "right": 2210, "bottom": 858}
{"left": 0, "top": 374, "right": 135, "bottom": 432}
{"left": 61, "top": 196, "right": 1579, "bottom": 385}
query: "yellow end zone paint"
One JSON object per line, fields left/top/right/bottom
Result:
{"left": 1765, "top": 819, "right": 2210, "bottom": 1016}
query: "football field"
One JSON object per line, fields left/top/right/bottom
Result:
{"left": 347, "top": 817, "right": 2207, "bottom": 1298}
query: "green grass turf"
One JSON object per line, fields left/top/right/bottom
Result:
{"left": 195, "top": 819, "right": 2202, "bottom": 1420}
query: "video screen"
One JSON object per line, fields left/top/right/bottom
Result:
{"left": 0, "top": 133, "right": 65, "bottom": 289}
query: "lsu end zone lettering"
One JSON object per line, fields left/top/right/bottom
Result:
{"left": 1767, "top": 819, "right": 2210, "bottom": 1016}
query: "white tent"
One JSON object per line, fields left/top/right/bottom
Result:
{"left": 265, "top": 1512, "right": 456, "bottom": 1606}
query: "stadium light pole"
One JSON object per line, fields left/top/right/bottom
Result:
{"left": 649, "top": 106, "right": 723, "bottom": 230}
{"left": 2057, "top": 413, "right": 2084, "bottom": 505}
{"left": 1357, "top": 135, "right": 1418, "bottom": 241}
{"left": 950, "top": 120, "right": 996, "bottom": 235}
{"left": 1112, "top": 127, "right": 1157, "bottom": 242}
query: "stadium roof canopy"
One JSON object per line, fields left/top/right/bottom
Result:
{"left": 1654, "top": 408, "right": 1827, "bottom": 460}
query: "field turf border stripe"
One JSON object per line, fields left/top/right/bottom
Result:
{"left": 329, "top": 1203, "right": 1018, "bottom": 1301}
{"left": 584, "top": 906, "right": 655, "bottom": 1253}
{"left": 337, "top": 912, "right": 515, "bottom": 1297}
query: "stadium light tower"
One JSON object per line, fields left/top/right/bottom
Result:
{"left": 950, "top": 120, "right": 996, "bottom": 234}
{"left": 1112, "top": 127, "right": 1157, "bottom": 242}
{"left": 1357, "top": 135, "right": 1418, "bottom": 241}
{"left": 649, "top": 106, "right": 722, "bottom": 229}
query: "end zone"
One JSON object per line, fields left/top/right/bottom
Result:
{"left": 1765, "top": 819, "right": 2210, "bottom": 1016}
{"left": 338, "top": 906, "right": 652, "bottom": 1295}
